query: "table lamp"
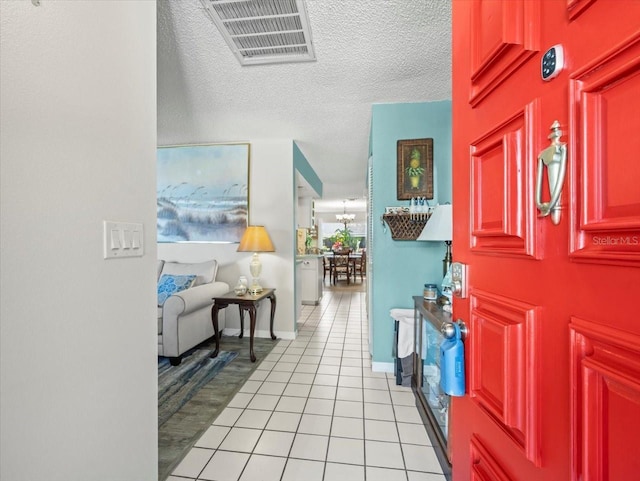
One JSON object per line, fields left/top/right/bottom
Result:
{"left": 237, "top": 225, "right": 275, "bottom": 294}
{"left": 417, "top": 204, "right": 452, "bottom": 278}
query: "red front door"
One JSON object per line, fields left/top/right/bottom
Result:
{"left": 452, "top": 1, "right": 640, "bottom": 480}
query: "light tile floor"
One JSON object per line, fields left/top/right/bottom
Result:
{"left": 168, "top": 289, "right": 446, "bottom": 481}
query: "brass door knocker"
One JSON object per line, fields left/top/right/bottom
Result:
{"left": 535, "top": 121, "right": 567, "bottom": 225}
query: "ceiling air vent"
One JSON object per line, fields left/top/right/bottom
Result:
{"left": 200, "top": 0, "right": 316, "bottom": 66}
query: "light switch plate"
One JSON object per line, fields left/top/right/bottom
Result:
{"left": 103, "top": 221, "right": 144, "bottom": 259}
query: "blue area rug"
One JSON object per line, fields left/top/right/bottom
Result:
{"left": 158, "top": 349, "right": 238, "bottom": 427}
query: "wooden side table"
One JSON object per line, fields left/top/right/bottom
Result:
{"left": 210, "top": 288, "right": 277, "bottom": 362}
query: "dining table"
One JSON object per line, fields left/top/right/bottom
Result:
{"left": 324, "top": 252, "right": 362, "bottom": 284}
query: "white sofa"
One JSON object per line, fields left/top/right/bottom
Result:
{"left": 157, "top": 259, "right": 230, "bottom": 365}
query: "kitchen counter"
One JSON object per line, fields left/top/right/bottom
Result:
{"left": 299, "top": 256, "right": 323, "bottom": 305}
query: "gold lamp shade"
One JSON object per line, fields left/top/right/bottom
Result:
{"left": 237, "top": 225, "right": 275, "bottom": 253}
{"left": 237, "top": 226, "right": 275, "bottom": 294}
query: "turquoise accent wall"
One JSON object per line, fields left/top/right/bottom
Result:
{"left": 370, "top": 101, "right": 452, "bottom": 364}
{"left": 292, "top": 141, "right": 322, "bottom": 334}
{"left": 293, "top": 141, "right": 323, "bottom": 197}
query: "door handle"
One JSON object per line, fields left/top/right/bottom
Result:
{"left": 441, "top": 319, "right": 468, "bottom": 341}
{"left": 535, "top": 120, "right": 567, "bottom": 225}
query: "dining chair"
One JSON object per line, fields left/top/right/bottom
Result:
{"left": 332, "top": 250, "right": 353, "bottom": 284}
{"left": 322, "top": 256, "right": 332, "bottom": 282}
{"left": 354, "top": 249, "right": 366, "bottom": 281}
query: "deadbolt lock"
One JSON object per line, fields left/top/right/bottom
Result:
{"left": 451, "top": 262, "right": 467, "bottom": 298}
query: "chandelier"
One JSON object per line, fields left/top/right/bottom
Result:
{"left": 336, "top": 201, "right": 355, "bottom": 225}
{"left": 336, "top": 213, "right": 355, "bottom": 223}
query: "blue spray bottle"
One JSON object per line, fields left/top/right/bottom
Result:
{"left": 440, "top": 323, "right": 466, "bottom": 396}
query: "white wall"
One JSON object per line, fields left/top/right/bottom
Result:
{"left": 158, "top": 140, "right": 297, "bottom": 339}
{"left": 297, "top": 196, "right": 313, "bottom": 228}
{"left": 0, "top": 2, "right": 157, "bottom": 480}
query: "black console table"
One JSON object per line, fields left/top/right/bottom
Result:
{"left": 412, "top": 296, "right": 453, "bottom": 480}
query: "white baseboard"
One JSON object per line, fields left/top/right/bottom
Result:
{"left": 222, "top": 329, "right": 295, "bottom": 341}
{"left": 277, "top": 331, "right": 296, "bottom": 340}
{"left": 371, "top": 362, "right": 395, "bottom": 373}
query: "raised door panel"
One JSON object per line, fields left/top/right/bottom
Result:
{"left": 570, "top": 316, "right": 640, "bottom": 481}
{"left": 469, "top": 0, "right": 539, "bottom": 106}
{"left": 567, "top": 0, "right": 597, "bottom": 20}
{"left": 569, "top": 33, "right": 640, "bottom": 266}
{"left": 469, "top": 290, "right": 541, "bottom": 465}
{"left": 470, "top": 102, "right": 540, "bottom": 258}
{"left": 470, "top": 435, "right": 515, "bottom": 481}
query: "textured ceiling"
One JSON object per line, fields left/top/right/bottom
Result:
{"left": 157, "top": 0, "right": 452, "bottom": 211}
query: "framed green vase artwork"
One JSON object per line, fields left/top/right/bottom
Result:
{"left": 397, "top": 138, "right": 434, "bottom": 200}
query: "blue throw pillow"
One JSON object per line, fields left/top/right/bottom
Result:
{"left": 157, "top": 274, "right": 196, "bottom": 307}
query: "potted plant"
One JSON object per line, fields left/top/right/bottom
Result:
{"left": 330, "top": 227, "right": 356, "bottom": 252}
{"left": 405, "top": 148, "right": 425, "bottom": 189}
